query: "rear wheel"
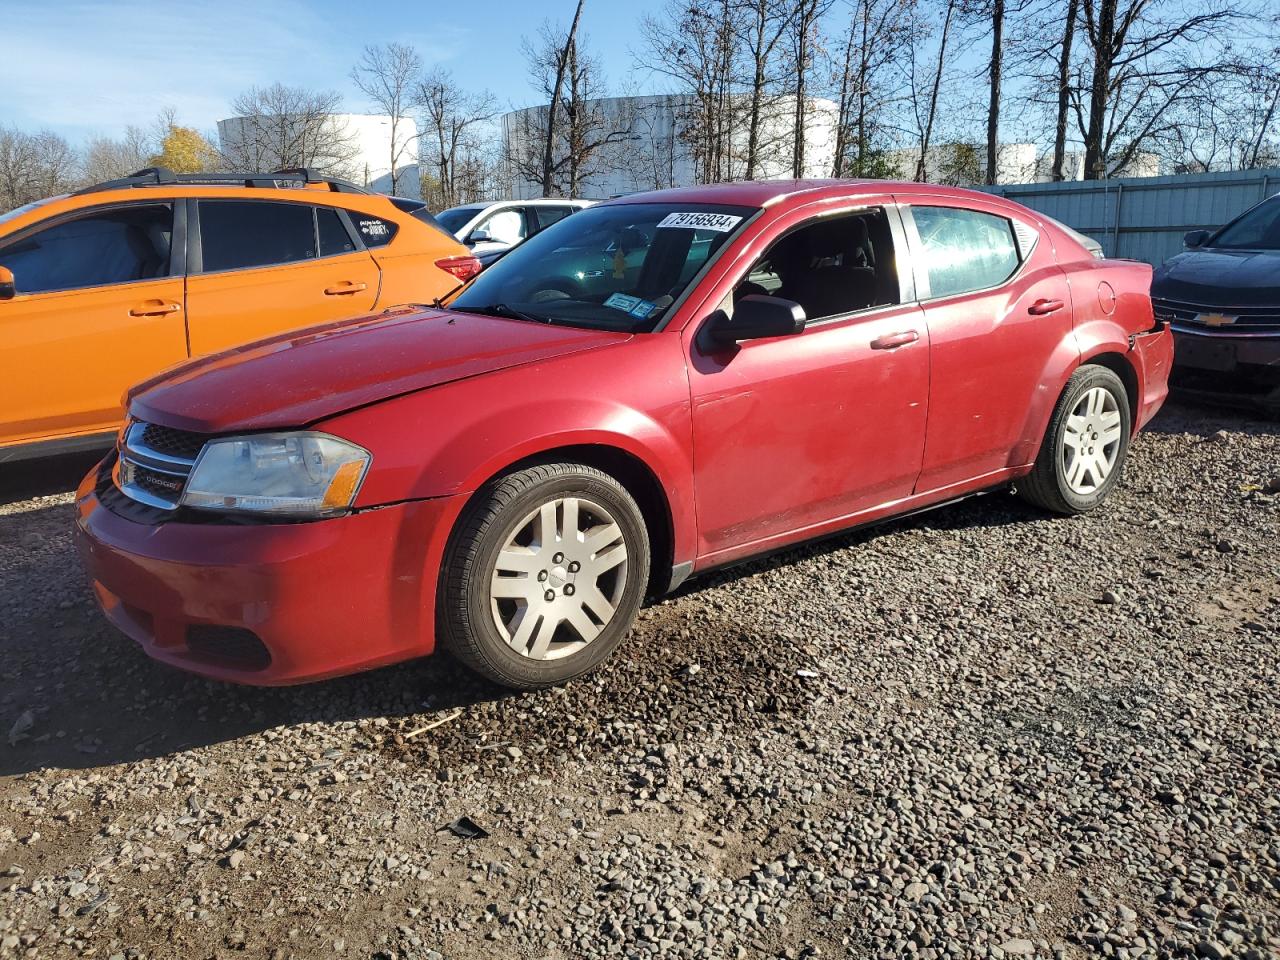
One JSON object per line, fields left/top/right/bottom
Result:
{"left": 1018, "top": 365, "right": 1131, "bottom": 515}
{"left": 440, "top": 463, "right": 649, "bottom": 689}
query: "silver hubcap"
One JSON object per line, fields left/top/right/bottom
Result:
{"left": 489, "top": 496, "right": 628, "bottom": 661}
{"left": 1062, "top": 386, "right": 1123, "bottom": 494}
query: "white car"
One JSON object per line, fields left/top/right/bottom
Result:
{"left": 435, "top": 199, "right": 594, "bottom": 263}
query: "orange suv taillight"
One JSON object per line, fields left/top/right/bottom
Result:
{"left": 435, "top": 255, "right": 482, "bottom": 282}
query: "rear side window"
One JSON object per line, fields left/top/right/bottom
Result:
{"left": 534, "top": 206, "right": 575, "bottom": 231}
{"left": 317, "top": 207, "right": 356, "bottom": 257}
{"left": 911, "top": 206, "right": 1020, "bottom": 299}
{"left": 199, "top": 201, "right": 315, "bottom": 272}
{"left": 348, "top": 212, "right": 398, "bottom": 248}
{"left": 0, "top": 203, "right": 173, "bottom": 294}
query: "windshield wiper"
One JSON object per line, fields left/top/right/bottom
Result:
{"left": 457, "top": 303, "right": 551, "bottom": 324}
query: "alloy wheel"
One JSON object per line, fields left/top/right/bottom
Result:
{"left": 488, "top": 496, "right": 629, "bottom": 661}
{"left": 1061, "top": 386, "right": 1123, "bottom": 494}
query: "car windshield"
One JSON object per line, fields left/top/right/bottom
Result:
{"left": 449, "top": 202, "right": 756, "bottom": 332}
{"left": 1210, "top": 196, "right": 1280, "bottom": 250}
{"left": 436, "top": 206, "right": 482, "bottom": 235}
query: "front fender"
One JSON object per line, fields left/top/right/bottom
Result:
{"left": 320, "top": 336, "right": 698, "bottom": 569}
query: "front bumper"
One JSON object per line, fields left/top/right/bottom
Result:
{"left": 1171, "top": 327, "right": 1280, "bottom": 412}
{"left": 74, "top": 465, "right": 464, "bottom": 685}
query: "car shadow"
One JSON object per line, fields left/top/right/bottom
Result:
{"left": 1145, "top": 398, "right": 1280, "bottom": 438}
{"left": 0, "top": 487, "right": 1037, "bottom": 778}
{"left": 3, "top": 398, "right": 1264, "bottom": 778}
{"left": 0, "top": 448, "right": 105, "bottom": 502}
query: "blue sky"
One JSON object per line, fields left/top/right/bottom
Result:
{"left": 0, "top": 0, "right": 666, "bottom": 141}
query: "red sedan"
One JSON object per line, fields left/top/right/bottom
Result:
{"left": 75, "top": 180, "right": 1173, "bottom": 689}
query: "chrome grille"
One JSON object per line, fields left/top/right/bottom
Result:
{"left": 117, "top": 421, "right": 207, "bottom": 510}
{"left": 1153, "top": 296, "right": 1280, "bottom": 334}
{"left": 140, "top": 423, "right": 208, "bottom": 460}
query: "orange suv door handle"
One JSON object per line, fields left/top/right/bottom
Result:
{"left": 1028, "top": 298, "right": 1065, "bottom": 315}
{"left": 870, "top": 330, "right": 920, "bottom": 350}
{"left": 129, "top": 300, "right": 182, "bottom": 317}
{"left": 324, "top": 281, "right": 368, "bottom": 296}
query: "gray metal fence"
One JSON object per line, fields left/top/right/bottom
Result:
{"left": 976, "top": 167, "right": 1280, "bottom": 265}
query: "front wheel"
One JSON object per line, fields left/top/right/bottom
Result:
{"left": 1018, "top": 365, "right": 1132, "bottom": 515}
{"left": 439, "top": 463, "right": 650, "bottom": 689}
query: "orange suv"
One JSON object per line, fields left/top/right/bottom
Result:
{"left": 0, "top": 167, "right": 479, "bottom": 462}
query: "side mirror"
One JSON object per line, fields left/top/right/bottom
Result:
{"left": 704, "top": 295, "right": 806, "bottom": 347}
{"left": 467, "top": 227, "right": 493, "bottom": 245}
{"left": 0, "top": 266, "right": 13, "bottom": 301}
{"left": 1183, "top": 229, "right": 1211, "bottom": 249}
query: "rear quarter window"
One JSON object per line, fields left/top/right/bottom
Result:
{"left": 911, "top": 206, "right": 1021, "bottom": 299}
{"left": 348, "top": 212, "right": 399, "bottom": 248}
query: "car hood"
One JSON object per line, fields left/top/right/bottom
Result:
{"left": 129, "top": 306, "right": 631, "bottom": 434}
{"left": 1153, "top": 248, "right": 1280, "bottom": 306}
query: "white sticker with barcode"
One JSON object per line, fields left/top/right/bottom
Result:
{"left": 656, "top": 212, "right": 743, "bottom": 232}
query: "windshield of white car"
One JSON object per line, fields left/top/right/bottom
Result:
{"left": 448, "top": 202, "right": 757, "bottom": 333}
{"left": 1210, "top": 196, "right": 1280, "bottom": 250}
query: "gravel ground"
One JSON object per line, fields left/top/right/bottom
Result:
{"left": 0, "top": 401, "right": 1277, "bottom": 960}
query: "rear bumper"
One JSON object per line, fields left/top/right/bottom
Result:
{"left": 1130, "top": 323, "right": 1175, "bottom": 431}
{"left": 74, "top": 466, "right": 464, "bottom": 685}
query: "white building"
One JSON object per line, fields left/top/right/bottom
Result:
{"left": 499, "top": 94, "right": 840, "bottom": 199}
{"left": 216, "top": 113, "right": 420, "bottom": 195}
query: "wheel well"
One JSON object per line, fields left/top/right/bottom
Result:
{"left": 1082, "top": 352, "right": 1139, "bottom": 426}
{"left": 479, "top": 444, "right": 675, "bottom": 597}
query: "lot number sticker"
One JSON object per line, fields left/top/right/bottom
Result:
{"left": 656, "top": 212, "right": 743, "bottom": 232}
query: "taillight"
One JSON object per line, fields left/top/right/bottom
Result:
{"left": 435, "top": 255, "right": 482, "bottom": 282}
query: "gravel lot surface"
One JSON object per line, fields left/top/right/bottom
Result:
{"left": 0, "top": 402, "right": 1277, "bottom": 960}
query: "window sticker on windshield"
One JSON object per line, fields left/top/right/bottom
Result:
{"left": 656, "top": 212, "right": 743, "bottom": 232}
{"left": 628, "top": 298, "right": 658, "bottom": 318}
{"left": 605, "top": 292, "right": 642, "bottom": 312}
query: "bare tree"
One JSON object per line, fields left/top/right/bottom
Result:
{"left": 1050, "top": 0, "right": 1081, "bottom": 179}
{"left": 517, "top": 18, "right": 630, "bottom": 196}
{"left": 351, "top": 43, "right": 423, "bottom": 193}
{"left": 908, "top": 0, "right": 961, "bottom": 181}
{"left": 639, "top": 0, "right": 742, "bottom": 183}
{"left": 737, "top": 0, "right": 792, "bottom": 178}
{"left": 415, "top": 67, "right": 497, "bottom": 208}
{"left": 82, "top": 126, "right": 152, "bottom": 183}
{"left": 219, "top": 83, "right": 361, "bottom": 178}
{"left": 0, "top": 128, "right": 78, "bottom": 212}
{"left": 1074, "top": 0, "right": 1240, "bottom": 178}
{"left": 537, "top": 0, "right": 586, "bottom": 196}
{"left": 786, "top": 0, "right": 836, "bottom": 177}
{"left": 831, "top": 0, "right": 914, "bottom": 177}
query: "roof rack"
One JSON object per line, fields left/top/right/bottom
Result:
{"left": 73, "top": 166, "right": 371, "bottom": 196}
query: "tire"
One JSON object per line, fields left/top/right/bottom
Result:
{"left": 439, "top": 462, "right": 650, "bottom": 690}
{"left": 1018, "top": 364, "right": 1132, "bottom": 515}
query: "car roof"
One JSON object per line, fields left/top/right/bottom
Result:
{"left": 607, "top": 179, "right": 1019, "bottom": 211}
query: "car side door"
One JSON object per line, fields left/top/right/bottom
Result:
{"left": 684, "top": 203, "right": 930, "bottom": 566}
{"left": 900, "top": 199, "right": 1074, "bottom": 493}
{"left": 0, "top": 201, "right": 187, "bottom": 446}
{"left": 184, "top": 199, "right": 379, "bottom": 356}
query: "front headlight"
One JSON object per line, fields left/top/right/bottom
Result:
{"left": 182, "top": 432, "right": 370, "bottom": 518}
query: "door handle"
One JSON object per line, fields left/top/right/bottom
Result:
{"left": 128, "top": 300, "right": 181, "bottom": 317}
{"left": 324, "top": 281, "right": 368, "bottom": 296}
{"left": 870, "top": 330, "right": 920, "bottom": 350}
{"left": 1028, "top": 298, "right": 1065, "bottom": 315}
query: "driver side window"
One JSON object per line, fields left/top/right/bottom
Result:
{"left": 478, "top": 208, "right": 527, "bottom": 245}
{"left": 0, "top": 203, "right": 174, "bottom": 295}
{"left": 734, "top": 208, "right": 901, "bottom": 321}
